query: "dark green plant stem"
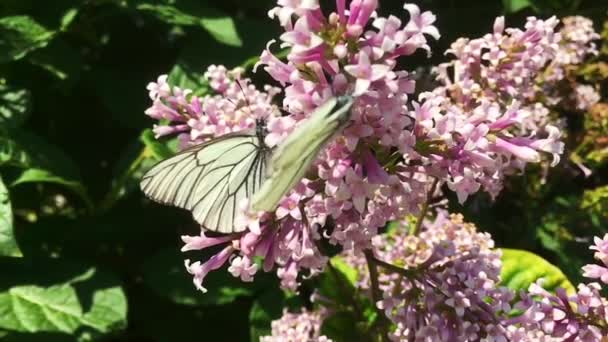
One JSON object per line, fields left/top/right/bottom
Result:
{"left": 364, "top": 249, "right": 390, "bottom": 342}
{"left": 409, "top": 177, "right": 439, "bottom": 236}
{"left": 372, "top": 257, "right": 417, "bottom": 279}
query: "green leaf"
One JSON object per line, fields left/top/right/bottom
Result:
{"left": 0, "top": 131, "right": 91, "bottom": 208}
{"left": 0, "top": 83, "right": 31, "bottom": 130}
{"left": 135, "top": 4, "right": 242, "bottom": 47}
{"left": 141, "top": 248, "right": 254, "bottom": 307}
{"left": 500, "top": 248, "right": 576, "bottom": 294}
{"left": 249, "top": 288, "right": 285, "bottom": 341}
{"left": 330, "top": 256, "right": 358, "bottom": 286}
{"left": 502, "top": 0, "right": 533, "bottom": 13}
{"left": 317, "top": 256, "right": 358, "bottom": 307}
{"left": 581, "top": 185, "right": 608, "bottom": 221}
{"left": 0, "top": 267, "right": 127, "bottom": 335}
{"left": 167, "top": 63, "right": 210, "bottom": 96}
{"left": 0, "top": 175, "right": 22, "bottom": 257}
{"left": 321, "top": 311, "right": 360, "bottom": 341}
{"left": 199, "top": 16, "right": 242, "bottom": 47}
{"left": 59, "top": 8, "right": 78, "bottom": 32}
{"left": 11, "top": 168, "right": 90, "bottom": 208}
{"left": 0, "top": 16, "right": 55, "bottom": 63}
{"left": 140, "top": 129, "right": 175, "bottom": 160}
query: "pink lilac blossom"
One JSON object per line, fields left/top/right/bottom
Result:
{"left": 514, "top": 283, "right": 608, "bottom": 341}
{"left": 143, "top": 2, "right": 596, "bottom": 298}
{"left": 506, "top": 234, "right": 608, "bottom": 341}
{"left": 260, "top": 308, "right": 332, "bottom": 342}
{"left": 573, "top": 84, "right": 601, "bottom": 111}
{"left": 343, "top": 211, "right": 520, "bottom": 341}
{"left": 582, "top": 234, "right": 608, "bottom": 284}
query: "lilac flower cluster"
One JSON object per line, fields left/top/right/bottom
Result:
{"left": 343, "top": 211, "right": 519, "bottom": 340}
{"left": 142, "top": 1, "right": 601, "bottom": 295}
{"left": 260, "top": 308, "right": 331, "bottom": 342}
{"left": 509, "top": 235, "right": 608, "bottom": 341}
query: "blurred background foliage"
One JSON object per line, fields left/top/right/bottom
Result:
{"left": 0, "top": 0, "right": 606, "bottom": 341}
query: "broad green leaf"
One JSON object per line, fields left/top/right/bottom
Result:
{"left": 0, "top": 16, "right": 55, "bottom": 63}
{"left": 199, "top": 16, "right": 242, "bottom": 47}
{"left": 0, "top": 131, "right": 91, "bottom": 208}
{"left": 321, "top": 311, "right": 360, "bottom": 341}
{"left": 0, "top": 175, "right": 21, "bottom": 257}
{"left": 141, "top": 248, "right": 254, "bottom": 307}
{"left": 0, "top": 83, "right": 31, "bottom": 130}
{"left": 502, "top": 0, "right": 533, "bottom": 13}
{"left": 11, "top": 168, "right": 90, "bottom": 209}
{"left": 0, "top": 267, "right": 127, "bottom": 335}
{"left": 500, "top": 248, "right": 575, "bottom": 294}
{"left": 317, "top": 256, "right": 358, "bottom": 307}
{"left": 249, "top": 288, "right": 285, "bottom": 341}
{"left": 136, "top": 4, "right": 242, "bottom": 47}
{"left": 330, "top": 256, "right": 358, "bottom": 287}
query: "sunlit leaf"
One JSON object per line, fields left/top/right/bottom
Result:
{"left": 0, "top": 83, "right": 31, "bottom": 130}
{"left": 199, "top": 16, "right": 242, "bottom": 47}
{"left": 0, "top": 267, "right": 127, "bottom": 335}
{"left": 502, "top": 0, "right": 533, "bottom": 13}
{"left": 500, "top": 248, "right": 576, "bottom": 294}
{"left": 0, "top": 175, "right": 21, "bottom": 257}
{"left": 0, "top": 16, "right": 55, "bottom": 63}
{"left": 135, "top": 3, "right": 242, "bottom": 47}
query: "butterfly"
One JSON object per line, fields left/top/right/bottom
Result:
{"left": 140, "top": 95, "right": 354, "bottom": 233}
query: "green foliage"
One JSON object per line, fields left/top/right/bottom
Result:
{"left": 0, "top": 175, "right": 21, "bottom": 257}
{"left": 0, "top": 83, "right": 30, "bottom": 130}
{"left": 0, "top": 0, "right": 605, "bottom": 341}
{"left": 0, "top": 16, "right": 55, "bottom": 63}
{"left": 500, "top": 248, "right": 575, "bottom": 294}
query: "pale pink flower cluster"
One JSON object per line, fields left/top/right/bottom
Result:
{"left": 342, "top": 211, "right": 518, "bottom": 340}
{"left": 143, "top": 1, "right": 602, "bottom": 302}
{"left": 513, "top": 283, "right": 608, "bottom": 341}
{"left": 145, "top": 65, "right": 281, "bottom": 148}
{"left": 415, "top": 16, "right": 600, "bottom": 201}
{"left": 260, "top": 308, "right": 331, "bottom": 342}
{"left": 582, "top": 234, "right": 608, "bottom": 284}
{"left": 501, "top": 235, "right": 608, "bottom": 341}
{"left": 555, "top": 16, "right": 600, "bottom": 67}
{"left": 246, "top": 0, "right": 442, "bottom": 288}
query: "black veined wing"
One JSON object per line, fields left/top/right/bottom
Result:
{"left": 140, "top": 125, "right": 270, "bottom": 234}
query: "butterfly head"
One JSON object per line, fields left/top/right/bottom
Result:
{"left": 255, "top": 117, "right": 268, "bottom": 142}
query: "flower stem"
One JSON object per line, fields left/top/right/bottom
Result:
{"left": 372, "top": 256, "right": 417, "bottom": 279}
{"left": 409, "top": 177, "right": 439, "bottom": 236}
{"left": 364, "top": 249, "right": 390, "bottom": 342}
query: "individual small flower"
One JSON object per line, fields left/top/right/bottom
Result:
{"left": 344, "top": 51, "right": 391, "bottom": 96}
{"left": 228, "top": 256, "right": 258, "bottom": 282}
{"left": 582, "top": 234, "right": 608, "bottom": 284}
{"left": 184, "top": 245, "right": 234, "bottom": 293}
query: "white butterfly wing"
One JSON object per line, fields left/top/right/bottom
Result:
{"left": 140, "top": 133, "right": 269, "bottom": 233}
{"left": 251, "top": 96, "right": 354, "bottom": 212}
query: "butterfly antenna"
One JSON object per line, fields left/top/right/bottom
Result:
{"left": 235, "top": 79, "right": 255, "bottom": 116}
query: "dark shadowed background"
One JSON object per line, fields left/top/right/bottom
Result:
{"left": 0, "top": 0, "right": 607, "bottom": 341}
